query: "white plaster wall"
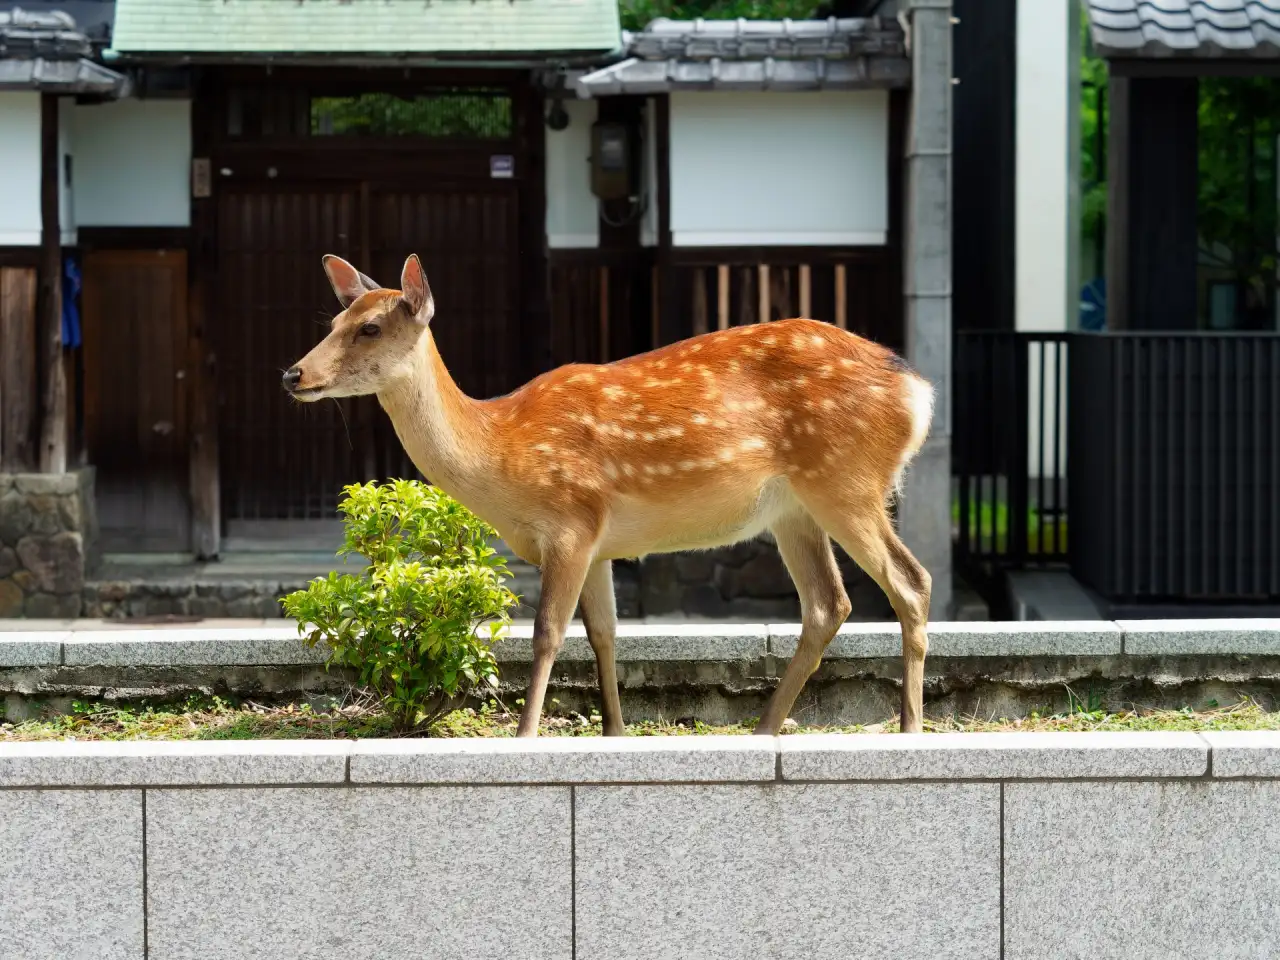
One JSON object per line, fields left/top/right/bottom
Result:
{"left": 59, "top": 96, "right": 75, "bottom": 243}
{"left": 545, "top": 98, "right": 599, "bottom": 249}
{"left": 1016, "top": 0, "right": 1080, "bottom": 479}
{"left": 0, "top": 93, "right": 45, "bottom": 245}
{"left": 71, "top": 98, "right": 192, "bottom": 227}
{"left": 668, "top": 90, "right": 888, "bottom": 247}
{"left": 640, "top": 97, "right": 658, "bottom": 247}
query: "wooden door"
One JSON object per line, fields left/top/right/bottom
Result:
{"left": 82, "top": 250, "right": 190, "bottom": 551}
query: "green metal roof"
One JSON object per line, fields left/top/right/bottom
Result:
{"left": 108, "top": 0, "right": 622, "bottom": 58}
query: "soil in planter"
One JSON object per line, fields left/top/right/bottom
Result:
{"left": 2, "top": 694, "right": 1279, "bottom": 742}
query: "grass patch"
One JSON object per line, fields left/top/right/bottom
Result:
{"left": 2, "top": 696, "right": 1277, "bottom": 742}
{"left": 952, "top": 498, "right": 1068, "bottom": 555}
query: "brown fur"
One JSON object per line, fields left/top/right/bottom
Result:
{"left": 287, "top": 254, "right": 935, "bottom": 736}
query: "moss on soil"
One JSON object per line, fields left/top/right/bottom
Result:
{"left": 3, "top": 695, "right": 1279, "bottom": 742}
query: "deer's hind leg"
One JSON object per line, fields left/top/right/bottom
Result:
{"left": 798, "top": 488, "right": 932, "bottom": 733}
{"left": 578, "top": 558, "right": 625, "bottom": 736}
{"left": 754, "top": 509, "right": 852, "bottom": 736}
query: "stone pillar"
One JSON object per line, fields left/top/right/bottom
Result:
{"left": 0, "top": 468, "right": 95, "bottom": 618}
{"left": 899, "top": 0, "right": 954, "bottom": 620}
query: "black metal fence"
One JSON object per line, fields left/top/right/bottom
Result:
{"left": 1070, "top": 333, "right": 1280, "bottom": 603}
{"left": 955, "top": 329, "right": 1280, "bottom": 605}
{"left": 954, "top": 331, "right": 1070, "bottom": 576}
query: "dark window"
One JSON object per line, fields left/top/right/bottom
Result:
{"left": 311, "top": 91, "right": 513, "bottom": 138}
{"left": 225, "top": 88, "right": 513, "bottom": 140}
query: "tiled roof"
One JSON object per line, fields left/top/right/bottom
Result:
{"left": 0, "top": 8, "right": 91, "bottom": 59}
{"left": 0, "top": 7, "right": 127, "bottom": 94}
{"left": 575, "top": 16, "right": 909, "bottom": 95}
{"left": 108, "top": 0, "right": 622, "bottom": 58}
{"left": 1087, "top": 0, "right": 1280, "bottom": 58}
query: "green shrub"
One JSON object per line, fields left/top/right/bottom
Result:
{"left": 281, "top": 479, "right": 518, "bottom": 732}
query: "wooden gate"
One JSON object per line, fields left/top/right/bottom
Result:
{"left": 215, "top": 182, "right": 521, "bottom": 525}
{"left": 204, "top": 70, "right": 530, "bottom": 531}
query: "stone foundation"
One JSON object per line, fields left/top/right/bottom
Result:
{"left": 0, "top": 469, "right": 97, "bottom": 618}
{"left": 82, "top": 577, "right": 314, "bottom": 620}
{"left": 637, "top": 540, "right": 894, "bottom": 621}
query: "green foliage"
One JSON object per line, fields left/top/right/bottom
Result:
{"left": 281, "top": 480, "right": 518, "bottom": 732}
{"left": 1197, "top": 76, "right": 1280, "bottom": 295}
{"left": 310, "top": 91, "right": 512, "bottom": 139}
{"left": 619, "top": 0, "right": 821, "bottom": 31}
{"left": 1079, "top": 18, "right": 1108, "bottom": 263}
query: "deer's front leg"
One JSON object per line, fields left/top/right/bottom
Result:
{"left": 516, "top": 546, "right": 594, "bottom": 738}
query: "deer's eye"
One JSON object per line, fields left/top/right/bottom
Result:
{"left": 358, "top": 322, "right": 381, "bottom": 339}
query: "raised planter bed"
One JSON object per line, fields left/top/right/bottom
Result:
{"left": 5, "top": 619, "right": 1280, "bottom": 724}
{"left": 2, "top": 732, "right": 1279, "bottom": 957}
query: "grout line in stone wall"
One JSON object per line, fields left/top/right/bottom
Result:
{"left": 142, "top": 788, "right": 150, "bottom": 959}
{"left": 998, "top": 781, "right": 1005, "bottom": 960}
{"left": 570, "top": 785, "right": 577, "bottom": 960}
{"left": 1203, "top": 734, "right": 1214, "bottom": 779}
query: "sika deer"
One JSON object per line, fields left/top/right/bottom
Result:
{"left": 284, "top": 254, "right": 935, "bottom": 736}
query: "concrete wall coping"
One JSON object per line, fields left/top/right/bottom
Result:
{"left": 5, "top": 619, "right": 1280, "bottom": 667}
{"left": 3, "top": 731, "right": 1278, "bottom": 788}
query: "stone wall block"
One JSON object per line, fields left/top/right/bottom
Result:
{"left": 0, "top": 578, "right": 24, "bottom": 617}
{"left": 16, "top": 532, "right": 85, "bottom": 594}
{"left": 0, "top": 789, "right": 145, "bottom": 959}
{"left": 25, "top": 592, "right": 83, "bottom": 618}
{"left": 13, "top": 473, "right": 79, "bottom": 495}
{"left": 25, "top": 495, "right": 66, "bottom": 536}
{"left": 0, "top": 491, "right": 32, "bottom": 544}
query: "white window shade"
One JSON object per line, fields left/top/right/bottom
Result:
{"left": 71, "top": 98, "right": 192, "bottom": 228}
{"left": 669, "top": 90, "right": 888, "bottom": 247}
{"left": 545, "top": 98, "right": 599, "bottom": 249}
{"left": 0, "top": 93, "right": 43, "bottom": 245}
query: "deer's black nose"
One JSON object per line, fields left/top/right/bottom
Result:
{"left": 282, "top": 366, "right": 302, "bottom": 392}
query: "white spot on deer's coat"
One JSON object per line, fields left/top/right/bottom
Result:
{"left": 740, "top": 437, "right": 766, "bottom": 452}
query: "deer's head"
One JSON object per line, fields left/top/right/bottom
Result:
{"left": 282, "top": 253, "right": 434, "bottom": 401}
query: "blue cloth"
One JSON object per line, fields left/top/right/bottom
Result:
{"left": 61, "top": 253, "right": 81, "bottom": 349}
{"left": 1080, "top": 276, "right": 1106, "bottom": 331}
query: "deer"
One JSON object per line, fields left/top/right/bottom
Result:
{"left": 283, "top": 253, "right": 935, "bottom": 736}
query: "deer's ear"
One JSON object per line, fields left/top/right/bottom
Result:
{"left": 322, "top": 254, "right": 378, "bottom": 309}
{"left": 400, "top": 254, "right": 435, "bottom": 325}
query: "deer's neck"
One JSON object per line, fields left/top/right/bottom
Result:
{"left": 376, "top": 333, "right": 493, "bottom": 499}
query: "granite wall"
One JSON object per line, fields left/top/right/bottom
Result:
{"left": 0, "top": 733, "right": 1277, "bottom": 958}
{"left": 0, "top": 469, "right": 96, "bottom": 619}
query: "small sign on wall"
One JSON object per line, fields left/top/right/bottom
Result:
{"left": 191, "top": 157, "right": 211, "bottom": 198}
{"left": 489, "top": 155, "right": 514, "bottom": 179}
